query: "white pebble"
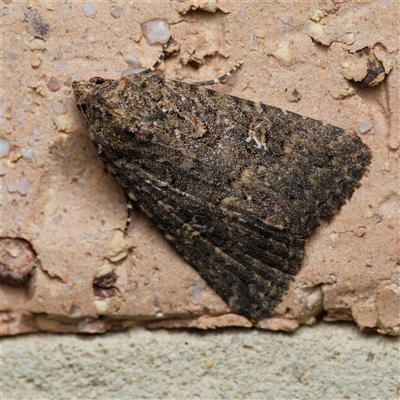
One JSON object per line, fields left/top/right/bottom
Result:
{"left": 51, "top": 103, "right": 65, "bottom": 114}
{"left": 380, "top": 0, "right": 389, "bottom": 7}
{"left": 7, "top": 180, "right": 18, "bottom": 193}
{"left": 17, "top": 110, "right": 26, "bottom": 123}
{"left": 226, "top": 74, "right": 238, "bottom": 85}
{"left": 281, "top": 16, "right": 293, "bottom": 25}
{"left": 238, "top": 11, "right": 245, "bottom": 18}
{"left": 110, "top": 6, "right": 124, "bottom": 18}
{"left": 0, "top": 165, "right": 7, "bottom": 175}
{"left": 249, "top": 38, "right": 258, "bottom": 50}
{"left": 142, "top": 19, "right": 170, "bottom": 45}
{"left": 0, "top": 138, "right": 10, "bottom": 158}
{"left": 190, "top": 285, "right": 203, "bottom": 302}
{"left": 17, "top": 178, "right": 31, "bottom": 195}
{"left": 27, "top": 137, "right": 38, "bottom": 146}
{"left": 359, "top": 121, "right": 371, "bottom": 134}
{"left": 195, "top": 279, "right": 207, "bottom": 289}
{"left": 22, "top": 149, "right": 35, "bottom": 159}
{"left": 123, "top": 56, "right": 141, "bottom": 69}
{"left": 290, "top": 362, "right": 306, "bottom": 379}
{"left": 83, "top": 2, "right": 97, "bottom": 17}
{"left": 33, "top": 378, "right": 42, "bottom": 386}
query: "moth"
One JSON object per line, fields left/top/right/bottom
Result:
{"left": 72, "top": 44, "right": 371, "bottom": 323}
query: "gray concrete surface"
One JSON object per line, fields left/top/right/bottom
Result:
{"left": 1, "top": 323, "right": 399, "bottom": 399}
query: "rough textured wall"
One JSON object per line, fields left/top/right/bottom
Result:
{"left": 2, "top": 324, "right": 400, "bottom": 399}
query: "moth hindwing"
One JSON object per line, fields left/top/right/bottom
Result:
{"left": 72, "top": 51, "right": 371, "bottom": 323}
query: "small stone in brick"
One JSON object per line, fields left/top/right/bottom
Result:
{"left": 0, "top": 238, "right": 36, "bottom": 286}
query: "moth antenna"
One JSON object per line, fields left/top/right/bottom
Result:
{"left": 124, "top": 194, "right": 133, "bottom": 233}
{"left": 141, "top": 38, "right": 178, "bottom": 74}
{"left": 190, "top": 61, "right": 244, "bottom": 87}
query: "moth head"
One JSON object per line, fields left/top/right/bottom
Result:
{"left": 71, "top": 80, "right": 95, "bottom": 124}
{"left": 72, "top": 77, "right": 112, "bottom": 125}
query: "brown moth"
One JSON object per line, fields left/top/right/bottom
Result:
{"left": 72, "top": 45, "right": 371, "bottom": 322}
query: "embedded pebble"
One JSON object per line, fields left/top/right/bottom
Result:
{"left": 54, "top": 61, "right": 71, "bottom": 74}
{"left": 290, "top": 362, "right": 306, "bottom": 379}
{"left": 123, "top": 56, "right": 141, "bottom": 69}
{"left": 273, "top": 42, "right": 292, "bottom": 65}
{"left": 226, "top": 73, "right": 239, "bottom": 85}
{"left": 17, "top": 178, "right": 31, "bottom": 195}
{"left": 27, "top": 136, "right": 40, "bottom": 146}
{"left": 95, "top": 263, "right": 113, "bottom": 278}
{"left": 110, "top": 6, "right": 124, "bottom": 18}
{"left": 17, "top": 110, "right": 26, "bottom": 123}
{"left": 7, "top": 180, "right": 18, "bottom": 193}
{"left": 195, "top": 279, "right": 207, "bottom": 289}
{"left": 104, "top": 231, "right": 130, "bottom": 262}
{"left": 141, "top": 19, "right": 170, "bottom": 45}
{"left": 28, "top": 38, "right": 46, "bottom": 51}
{"left": 51, "top": 103, "right": 68, "bottom": 114}
{"left": 281, "top": 16, "right": 293, "bottom": 25}
{"left": 190, "top": 285, "right": 203, "bottom": 302}
{"left": 373, "top": 214, "right": 382, "bottom": 223}
{"left": 2, "top": 8, "right": 9, "bottom": 15}
{"left": 359, "top": 121, "right": 371, "bottom": 134}
{"left": 94, "top": 300, "right": 108, "bottom": 313}
{"left": 0, "top": 138, "right": 10, "bottom": 158}
{"left": 65, "top": 285, "right": 72, "bottom": 293}
{"left": 346, "top": 33, "right": 355, "bottom": 43}
{"left": 25, "top": 9, "right": 50, "bottom": 39}
{"left": 83, "top": 2, "right": 97, "bottom": 17}
{"left": 249, "top": 38, "right": 258, "bottom": 50}
{"left": 22, "top": 149, "right": 35, "bottom": 159}
{"left": 238, "top": 11, "right": 245, "bottom": 18}
{"left": 93, "top": 266, "right": 118, "bottom": 289}
{"left": 47, "top": 77, "right": 61, "bottom": 92}
{"left": 311, "top": 9, "right": 324, "bottom": 22}
{"left": 0, "top": 165, "right": 7, "bottom": 176}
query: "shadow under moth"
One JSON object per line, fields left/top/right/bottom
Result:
{"left": 72, "top": 44, "right": 371, "bottom": 323}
